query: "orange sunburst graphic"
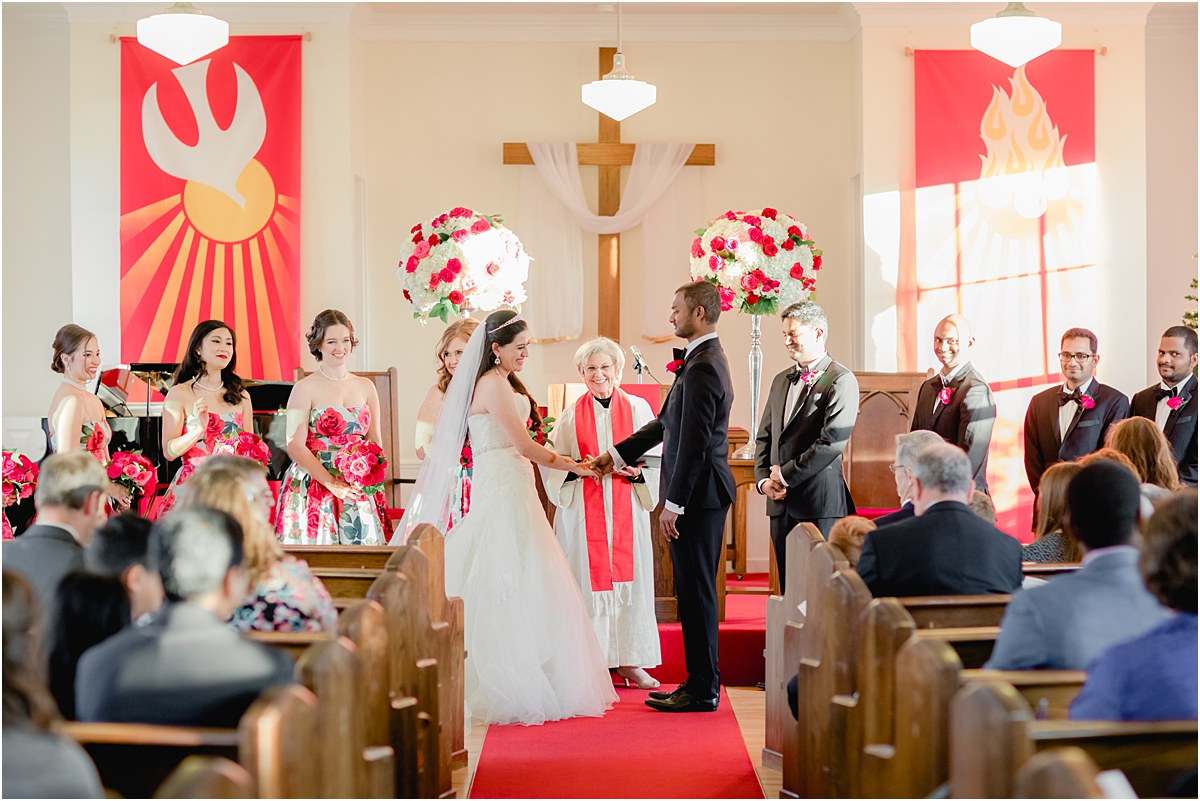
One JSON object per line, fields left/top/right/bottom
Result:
{"left": 120, "top": 37, "right": 301, "bottom": 381}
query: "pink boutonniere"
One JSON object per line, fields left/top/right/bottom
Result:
{"left": 1079, "top": 393, "right": 1096, "bottom": 410}
{"left": 937, "top": 386, "right": 953, "bottom": 405}
{"left": 666, "top": 359, "right": 685, "bottom": 374}
{"left": 1167, "top": 396, "right": 1185, "bottom": 411}
{"left": 800, "top": 370, "right": 819, "bottom": 387}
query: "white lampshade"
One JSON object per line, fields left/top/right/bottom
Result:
{"left": 582, "top": 77, "right": 657, "bottom": 122}
{"left": 971, "top": 3, "right": 1061, "bottom": 68}
{"left": 137, "top": 3, "right": 229, "bottom": 66}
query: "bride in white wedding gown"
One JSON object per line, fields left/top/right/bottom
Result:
{"left": 395, "top": 310, "right": 618, "bottom": 726}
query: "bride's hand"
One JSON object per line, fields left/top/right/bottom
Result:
{"left": 327, "top": 478, "right": 364, "bottom": 502}
{"left": 570, "top": 460, "right": 600, "bottom": 479}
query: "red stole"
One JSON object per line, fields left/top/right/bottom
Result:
{"left": 574, "top": 389, "right": 635, "bottom": 592}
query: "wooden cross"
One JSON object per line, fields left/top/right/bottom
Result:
{"left": 504, "top": 47, "right": 716, "bottom": 342}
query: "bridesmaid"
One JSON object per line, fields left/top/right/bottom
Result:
{"left": 46, "top": 325, "right": 130, "bottom": 510}
{"left": 275, "top": 310, "right": 393, "bottom": 545}
{"left": 156, "top": 321, "right": 255, "bottom": 516}
{"left": 415, "top": 317, "right": 478, "bottom": 529}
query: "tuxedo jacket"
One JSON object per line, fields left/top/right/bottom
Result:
{"left": 1131, "top": 375, "right": 1198, "bottom": 486}
{"left": 910, "top": 362, "right": 996, "bottom": 493}
{"left": 753, "top": 354, "right": 858, "bottom": 520}
{"left": 615, "top": 338, "right": 736, "bottom": 511}
{"left": 1023, "top": 381, "right": 1130, "bottom": 492}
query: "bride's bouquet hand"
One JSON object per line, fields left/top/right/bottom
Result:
{"left": 327, "top": 477, "right": 365, "bottom": 503}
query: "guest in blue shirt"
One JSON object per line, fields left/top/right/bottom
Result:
{"left": 1071, "top": 490, "right": 1198, "bottom": 720}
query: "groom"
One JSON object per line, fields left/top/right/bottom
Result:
{"left": 591, "top": 281, "right": 736, "bottom": 712}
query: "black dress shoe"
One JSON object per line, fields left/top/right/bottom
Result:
{"left": 645, "top": 690, "right": 719, "bottom": 713}
{"left": 648, "top": 684, "right": 688, "bottom": 701}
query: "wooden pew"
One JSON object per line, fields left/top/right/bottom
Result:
{"left": 951, "top": 680, "right": 1199, "bottom": 799}
{"left": 238, "top": 684, "right": 321, "bottom": 798}
{"left": 764, "top": 522, "right": 824, "bottom": 771}
{"left": 283, "top": 545, "right": 396, "bottom": 570}
{"left": 901, "top": 595, "right": 1010, "bottom": 629}
{"left": 339, "top": 600, "right": 391, "bottom": 748}
{"left": 1013, "top": 747, "right": 1105, "bottom": 798}
{"left": 913, "top": 626, "right": 999, "bottom": 669}
{"left": 244, "top": 631, "right": 332, "bottom": 661}
{"left": 961, "top": 669, "right": 1088, "bottom": 721}
{"left": 856, "top": 598, "right": 917, "bottom": 798}
{"left": 296, "top": 636, "right": 374, "bottom": 798}
{"left": 154, "top": 755, "right": 256, "bottom": 798}
{"left": 310, "top": 566, "right": 381, "bottom": 599}
{"left": 1022, "top": 562, "right": 1080, "bottom": 581}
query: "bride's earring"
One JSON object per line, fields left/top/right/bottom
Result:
{"left": 494, "top": 356, "right": 501, "bottom": 365}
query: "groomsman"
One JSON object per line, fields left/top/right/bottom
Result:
{"left": 1131, "top": 326, "right": 1198, "bottom": 485}
{"left": 754, "top": 301, "right": 858, "bottom": 592}
{"left": 910, "top": 314, "right": 996, "bottom": 493}
{"left": 1024, "top": 327, "right": 1129, "bottom": 494}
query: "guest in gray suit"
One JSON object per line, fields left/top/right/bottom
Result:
{"left": 985, "top": 461, "right": 1170, "bottom": 670}
{"left": 2, "top": 452, "right": 109, "bottom": 623}
{"left": 74, "top": 508, "right": 295, "bottom": 727}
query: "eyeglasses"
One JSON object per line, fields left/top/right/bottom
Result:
{"left": 888, "top": 464, "right": 909, "bottom": 474}
{"left": 1058, "top": 352, "right": 1095, "bottom": 364}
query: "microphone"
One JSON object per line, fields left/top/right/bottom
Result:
{"left": 629, "top": 346, "right": 646, "bottom": 368}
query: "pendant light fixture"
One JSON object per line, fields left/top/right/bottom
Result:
{"left": 137, "top": 2, "right": 229, "bottom": 66}
{"left": 581, "top": 4, "right": 656, "bottom": 122}
{"left": 971, "top": 2, "right": 1062, "bottom": 68}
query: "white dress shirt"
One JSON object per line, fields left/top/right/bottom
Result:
{"left": 933, "top": 360, "right": 969, "bottom": 411}
{"left": 1155, "top": 381, "right": 1181, "bottom": 431}
{"left": 1058, "top": 376, "right": 1095, "bottom": 440}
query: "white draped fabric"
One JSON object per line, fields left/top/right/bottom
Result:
{"left": 641, "top": 166, "right": 703, "bottom": 342}
{"left": 518, "top": 142, "right": 696, "bottom": 341}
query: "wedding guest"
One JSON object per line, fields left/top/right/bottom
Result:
{"left": 48, "top": 572, "right": 129, "bottom": 720}
{"left": 546, "top": 337, "right": 662, "bottom": 689}
{"left": 986, "top": 462, "right": 1169, "bottom": 670}
{"left": 415, "top": 317, "right": 479, "bottom": 529}
{"left": 1024, "top": 328, "right": 1129, "bottom": 495}
{"left": 910, "top": 314, "right": 996, "bottom": 493}
{"left": 1076, "top": 447, "right": 1139, "bottom": 473}
{"left": 183, "top": 456, "right": 336, "bottom": 633}
{"left": 46, "top": 324, "right": 129, "bottom": 510}
{"left": 968, "top": 490, "right": 996, "bottom": 524}
{"left": 86, "top": 513, "right": 164, "bottom": 624}
{"left": 1022, "top": 462, "right": 1084, "bottom": 563}
{"left": 827, "top": 515, "right": 875, "bottom": 568}
{"left": 2, "top": 571, "right": 104, "bottom": 798}
{"left": 3, "top": 452, "right": 109, "bottom": 624}
{"left": 157, "top": 321, "right": 255, "bottom": 516}
{"left": 1068, "top": 490, "right": 1198, "bottom": 721}
{"left": 276, "top": 310, "right": 393, "bottom": 545}
{"left": 1106, "top": 416, "right": 1182, "bottom": 493}
{"left": 754, "top": 301, "right": 859, "bottom": 592}
{"left": 75, "top": 508, "right": 295, "bottom": 727}
{"left": 1131, "top": 326, "right": 1197, "bottom": 485}
{"left": 873, "top": 430, "right": 944, "bottom": 527}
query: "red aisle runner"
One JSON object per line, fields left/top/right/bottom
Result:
{"left": 469, "top": 687, "right": 763, "bottom": 799}
{"left": 656, "top": 594, "right": 767, "bottom": 687}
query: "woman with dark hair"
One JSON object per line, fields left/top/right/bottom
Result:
{"left": 275, "top": 310, "right": 392, "bottom": 545}
{"left": 48, "top": 572, "right": 131, "bottom": 719}
{"left": 1023, "top": 462, "right": 1084, "bottom": 563}
{"left": 405, "top": 309, "right": 615, "bottom": 725}
{"left": 157, "top": 321, "right": 255, "bottom": 516}
{"left": 2, "top": 571, "right": 104, "bottom": 797}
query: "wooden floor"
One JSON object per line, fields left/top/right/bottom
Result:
{"left": 453, "top": 687, "right": 779, "bottom": 798}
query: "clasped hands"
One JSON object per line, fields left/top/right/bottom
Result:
{"left": 577, "top": 452, "right": 641, "bottom": 480}
{"left": 761, "top": 464, "right": 788, "bottom": 501}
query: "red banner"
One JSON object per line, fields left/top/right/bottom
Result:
{"left": 120, "top": 36, "right": 301, "bottom": 380}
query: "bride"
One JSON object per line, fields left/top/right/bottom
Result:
{"left": 396, "top": 310, "right": 618, "bottom": 726}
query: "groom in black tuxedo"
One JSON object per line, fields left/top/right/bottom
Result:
{"left": 1130, "top": 326, "right": 1198, "bottom": 485}
{"left": 591, "top": 281, "right": 735, "bottom": 712}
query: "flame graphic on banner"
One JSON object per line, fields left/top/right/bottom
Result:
{"left": 977, "top": 66, "right": 1069, "bottom": 219}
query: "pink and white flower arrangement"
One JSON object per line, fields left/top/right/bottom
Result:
{"left": 3, "top": 451, "right": 38, "bottom": 508}
{"left": 211, "top": 430, "right": 272, "bottom": 469}
{"left": 689, "top": 208, "right": 822, "bottom": 315}
{"left": 397, "top": 207, "right": 530, "bottom": 322}
{"left": 332, "top": 440, "right": 388, "bottom": 496}
{"left": 107, "top": 451, "right": 157, "bottom": 497}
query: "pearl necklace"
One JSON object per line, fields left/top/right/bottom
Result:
{"left": 63, "top": 377, "right": 90, "bottom": 391}
{"left": 193, "top": 377, "right": 223, "bottom": 392}
{"left": 320, "top": 365, "right": 350, "bottom": 382}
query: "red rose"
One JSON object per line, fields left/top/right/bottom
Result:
{"left": 781, "top": 239, "right": 795, "bottom": 251}
{"left": 812, "top": 254, "right": 823, "bottom": 271}
{"left": 429, "top": 273, "right": 441, "bottom": 289}
{"left": 744, "top": 215, "right": 761, "bottom": 227}
{"left": 451, "top": 229, "right": 469, "bottom": 243}
{"left": 305, "top": 501, "right": 323, "bottom": 538}
{"left": 740, "top": 272, "right": 761, "bottom": 291}
{"left": 709, "top": 254, "right": 722, "bottom": 271}
{"left": 691, "top": 237, "right": 705, "bottom": 258}
{"left": 440, "top": 267, "right": 456, "bottom": 284}
{"left": 471, "top": 219, "right": 491, "bottom": 234}
{"left": 403, "top": 289, "right": 412, "bottom": 302}
{"left": 411, "top": 232, "right": 423, "bottom": 244}
{"left": 450, "top": 206, "right": 472, "bottom": 218}
{"left": 405, "top": 256, "right": 419, "bottom": 273}
{"left": 446, "top": 257, "right": 463, "bottom": 274}
{"left": 748, "top": 227, "right": 763, "bottom": 243}
{"left": 723, "top": 210, "right": 737, "bottom": 221}
{"left": 787, "top": 225, "right": 802, "bottom": 237}
{"left": 315, "top": 408, "right": 344, "bottom": 438}
{"left": 486, "top": 262, "right": 500, "bottom": 276}
{"left": 356, "top": 406, "right": 370, "bottom": 429}
{"left": 718, "top": 287, "right": 736, "bottom": 311}
{"left": 328, "top": 434, "right": 351, "bottom": 448}
{"left": 762, "top": 208, "right": 777, "bottom": 219}
{"left": 666, "top": 359, "right": 684, "bottom": 374}
{"left": 107, "top": 463, "right": 121, "bottom": 480}
{"left": 206, "top": 414, "right": 224, "bottom": 438}
{"left": 727, "top": 238, "right": 739, "bottom": 251}
{"left": 448, "top": 290, "right": 465, "bottom": 305}
{"left": 305, "top": 430, "right": 321, "bottom": 453}
{"left": 710, "top": 236, "right": 727, "bottom": 252}
{"left": 428, "top": 234, "right": 440, "bottom": 246}
{"left": 790, "top": 263, "right": 804, "bottom": 280}
{"left": 747, "top": 293, "right": 760, "bottom": 305}
{"left": 413, "top": 241, "right": 431, "bottom": 259}
{"left": 763, "top": 242, "right": 779, "bottom": 257}
{"left": 86, "top": 427, "right": 105, "bottom": 454}
{"left": 410, "top": 223, "right": 422, "bottom": 234}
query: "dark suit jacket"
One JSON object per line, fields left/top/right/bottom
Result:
{"left": 615, "top": 337, "right": 736, "bottom": 510}
{"left": 1023, "top": 380, "right": 1130, "bottom": 492}
{"left": 872, "top": 502, "right": 914, "bottom": 528}
{"left": 753, "top": 353, "right": 858, "bottom": 520}
{"left": 1131, "top": 375, "right": 1198, "bottom": 486}
{"left": 910, "top": 362, "right": 996, "bottom": 493}
{"left": 75, "top": 602, "right": 295, "bottom": 727}
{"left": 856, "top": 501, "right": 1023, "bottom": 597}
{"left": 2, "top": 524, "right": 86, "bottom": 626}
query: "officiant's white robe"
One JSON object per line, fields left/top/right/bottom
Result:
{"left": 545, "top": 392, "right": 663, "bottom": 668}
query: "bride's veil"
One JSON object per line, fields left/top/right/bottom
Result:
{"left": 391, "top": 319, "right": 487, "bottom": 543}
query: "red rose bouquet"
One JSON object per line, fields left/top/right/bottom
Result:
{"left": 332, "top": 440, "right": 388, "bottom": 495}
{"left": 212, "top": 430, "right": 272, "bottom": 469}
{"left": 107, "top": 451, "right": 157, "bottom": 497}
{"left": 3, "top": 451, "right": 38, "bottom": 508}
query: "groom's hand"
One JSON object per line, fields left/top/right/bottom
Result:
{"left": 659, "top": 508, "right": 680, "bottom": 540}
{"left": 590, "top": 452, "right": 615, "bottom": 476}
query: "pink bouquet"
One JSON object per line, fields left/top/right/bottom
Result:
{"left": 212, "top": 430, "right": 272, "bottom": 469}
{"left": 107, "top": 451, "right": 157, "bottom": 497}
{"left": 3, "top": 451, "right": 38, "bottom": 508}
{"left": 332, "top": 440, "right": 388, "bottom": 495}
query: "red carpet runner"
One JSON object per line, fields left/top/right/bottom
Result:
{"left": 469, "top": 687, "right": 763, "bottom": 798}
{"left": 655, "top": 594, "right": 767, "bottom": 687}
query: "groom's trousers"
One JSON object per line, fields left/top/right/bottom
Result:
{"left": 670, "top": 504, "right": 730, "bottom": 704}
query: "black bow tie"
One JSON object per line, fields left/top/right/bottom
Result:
{"left": 673, "top": 348, "right": 687, "bottom": 363}
{"left": 787, "top": 366, "right": 817, "bottom": 386}
{"left": 1153, "top": 386, "right": 1178, "bottom": 402}
{"left": 1058, "top": 389, "right": 1081, "bottom": 406}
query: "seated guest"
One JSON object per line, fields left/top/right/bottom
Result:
{"left": 2, "top": 571, "right": 104, "bottom": 798}
{"left": 1076, "top": 447, "right": 1138, "bottom": 473}
{"left": 1022, "top": 462, "right": 1084, "bottom": 563}
{"left": 86, "top": 512, "right": 164, "bottom": 625}
{"left": 874, "top": 430, "right": 944, "bottom": 527}
{"left": 3, "top": 452, "right": 108, "bottom": 624}
{"left": 74, "top": 508, "right": 295, "bottom": 727}
{"left": 48, "top": 572, "right": 129, "bottom": 720}
{"left": 986, "top": 462, "right": 1170, "bottom": 670}
{"left": 1070, "top": 491, "right": 1197, "bottom": 720}
{"left": 1106, "top": 416, "right": 1182, "bottom": 494}
{"left": 827, "top": 515, "right": 875, "bottom": 568}
{"left": 968, "top": 490, "right": 996, "bottom": 524}
{"left": 1078, "top": 447, "right": 1169, "bottom": 517}
{"left": 857, "top": 443, "right": 1022, "bottom": 596}
{"left": 180, "top": 456, "right": 337, "bottom": 633}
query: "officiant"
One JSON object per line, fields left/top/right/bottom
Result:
{"left": 545, "top": 337, "right": 663, "bottom": 690}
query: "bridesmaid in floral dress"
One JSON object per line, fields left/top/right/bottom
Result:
{"left": 276, "top": 310, "right": 393, "bottom": 545}
{"left": 46, "top": 325, "right": 130, "bottom": 510}
{"left": 157, "top": 321, "right": 255, "bottom": 516}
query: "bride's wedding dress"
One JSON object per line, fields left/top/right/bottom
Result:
{"left": 444, "top": 413, "right": 619, "bottom": 726}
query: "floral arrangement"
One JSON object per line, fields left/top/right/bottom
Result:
{"left": 332, "top": 440, "right": 389, "bottom": 496}
{"left": 689, "top": 208, "right": 822, "bottom": 316}
{"left": 937, "top": 386, "right": 953, "bottom": 406}
{"left": 397, "top": 207, "right": 530, "bottom": 322}
{"left": 1079, "top": 392, "right": 1096, "bottom": 411}
{"left": 1168, "top": 395, "right": 1185, "bottom": 411}
{"left": 460, "top": 443, "right": 474, "bottom": 470}
{"left": 108, "top": 451, "right": 157, "bottom": 497}
{"left": 528, "top": 416, "right": 555, "bottom": 448}
{"left": 211, "top": 430, "right": 272, "bottom": 469}
{"left": 3, "top": 451, "right": 38, "bottom": 508}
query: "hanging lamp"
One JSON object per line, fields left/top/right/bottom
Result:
{"left": 581, "top": 4, "right": 656, "bottom": 122}
{"left": 971, "top": 2, "right": 1062, "bottom": 68}
{"left": 137, "top": 2, "right": 229, "bottom": 66}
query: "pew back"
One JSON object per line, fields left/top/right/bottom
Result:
{"left": 282, "top": 545, "right": 396, "bottom": 570}
{"left": 296, "top": 636, "right": 368, "bottom": 798}
{"left": 901, "top": 594, "right": 1010, "bottom": 629}
{"left": 1013, "top": 747, "right": 1104, "bottom": 798}
{"left": 153, "top": 755, "right": 256, "bottom": 799}
{"left": 238, "top": 684, "right": 321, "bottom": 798}
{"left": 339, "top": 599, "right": 391, "bottom": 747}
{"left": 894, "top": 635, "right": 962, "bottom": 798}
